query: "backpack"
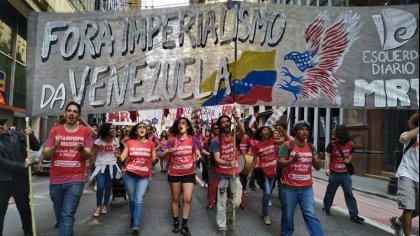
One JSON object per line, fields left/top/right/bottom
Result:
{"left": 394, "top": 137, "right": 417, "bottom": 173}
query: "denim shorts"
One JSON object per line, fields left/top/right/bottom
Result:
{"left": 167, "top": 173, "right": 196, "bottom": 183}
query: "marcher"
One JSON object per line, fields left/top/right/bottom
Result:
{"left": 42, "top": 101, "right": 93, "bottom": 236}
{"left": 119, "top": 122, "right": 157, "bottom": 235}
{"left": 278, "top": 120, "right": 324, "bottom": 236}
{"left": 272, "top": 124, "right": 290, "bottom": 202}
{"left": 209, "top": 111, "right": 244, "bottom": 236}
{"left": 390, "top": 112, "right": 419, "bottom": 236}
{"left": 237, "top": 127, "right": 253, "bottom": 209}
{"left": 0, "top": 116, "right": 39, "bottom": 236}
{"left": 248, "top": 126, "right": 284, "bottom": 225}
{"left": 158, "top": 130, "right": 169, "bottom": 173}
{"left": 164, "top": 117, "right": 201, "bottom": 236}
{"left": 204, "top": 123, "right": 220, "bottom": 210}
{"left": 322, "top": 124, "right": 365, "bottom": 224}
{"left": 200, "top": 127, "right": 211, "bottom": 187}
{"left": 90, "top": 123, "right": 122, "bottom": 217}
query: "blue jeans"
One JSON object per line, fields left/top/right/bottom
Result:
{"left": 262, "top": 176, "right": 275, "bottom": 216}
{"left": 280, "top": 186, "right": 324, "bottom": 236}
{"left": 50, "top": 182, "right": 85, "bottom": 236}
{"left": 323, "top": 171, "right": 358, "bottom": 217}
{"left": 123, "top": 173, "right": 149, "bottom": 229}
{"left": 95, "top": 166, "right": 115, "bottom": 206}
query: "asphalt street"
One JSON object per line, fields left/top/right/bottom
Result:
{"left": 4, "top": 169, "right": 396, "bottom": 236}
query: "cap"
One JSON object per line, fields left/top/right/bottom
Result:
{"left": 293, "top": 120, "right": 310, "bottom": 131}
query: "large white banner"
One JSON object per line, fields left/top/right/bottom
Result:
{"left": 27, "top": 2, "right": 419, "bottom": 117}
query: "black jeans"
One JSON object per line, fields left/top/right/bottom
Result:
{"left": 0, "top": 176, "right": 32, "bottom": 236}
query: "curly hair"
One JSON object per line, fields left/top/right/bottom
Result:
{"left": 98, "top": 123, "right": 113, "bottom": 139}
{"left": 255, "top": 126, "right": 273, "bottom": 141}
{"left": 129, "top": 122, "right": 149, "bottom": 140}
{"left": 170, "top": 117, "right": 194, "bottom": 136}
{"left": 408, "top": 112, "right": 419, "bottom": 130}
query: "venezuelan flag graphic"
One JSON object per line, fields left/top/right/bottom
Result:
{"left": 201, "top": 50, "right": 277, "bottom": 106}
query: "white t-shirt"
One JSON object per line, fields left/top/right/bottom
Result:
{"left": 94, "top": 138, "right": 119, "bottom": 166}
{"left": 396, "top": 133, "right": 419, "bottom": 182}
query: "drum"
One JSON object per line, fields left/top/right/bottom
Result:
{"left": 238, "top": 154, "right": 253, "bottom": 175}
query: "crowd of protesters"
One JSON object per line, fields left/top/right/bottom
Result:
{"left": 2, "top": 102, "right": 416, "bottom": 236}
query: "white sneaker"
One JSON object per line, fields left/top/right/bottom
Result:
{"left": 204, "top": 183, "right": 208, "bottom": 188}
{"left": 268, "top": 200, "right": 272, "bottom": 206}
{"left": 263, "top": 216, "right": 271, "bottom": 225}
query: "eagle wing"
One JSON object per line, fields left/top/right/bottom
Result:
{"left": 301, "top": 11, "right": 361, "bottom": 105}
{"left": 304, "top": 11, "right": 328, "bottom": 56}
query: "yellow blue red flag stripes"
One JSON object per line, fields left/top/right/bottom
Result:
{"left": 201, "top": 50, "right": 277, "bottom": 106}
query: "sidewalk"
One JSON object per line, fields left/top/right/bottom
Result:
{"left": 313, "top": 168, "right": 397, "bottom": 201}
{"left": 312, "top": 168, "right": 418, "bottom": 235}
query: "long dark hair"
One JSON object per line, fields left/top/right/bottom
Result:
{"left": 129, "top": 122, "right": 149, "bottom": 140}
{"left": 216, "top": 115, "right": 231, "bottom": 134}
{"left": 255, "top": 126, "right": 273, "bottom": 141}
{"left": 170, "top": 117, "right": 194, "bottom": 136}
{"left": 98, "top": 123, "right": 113, "bottom": 139}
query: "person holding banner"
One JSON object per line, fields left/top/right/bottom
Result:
{"left": 0, "top": 116, "right": 39, "bottom": 236}
{"left": 209, "top": 111, "right": 244, "bottom": 236}
{"left": 118, "top": 122, "right": 157, "bottom": 235}
{"left": 278, "top": 120, "right": 324, "bottom": 236}
{"left": 42, "top": 102, "right": 93, "bottom": 236}
{"left": 164, "top": 117, "right": 201, "bottom": 236}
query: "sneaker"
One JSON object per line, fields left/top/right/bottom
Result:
{"left": 264, "top": 216, "right": 272, "bottom": 225}
{"left": 389, "top": 216, "right": 404, "bottom": 236}
{"left": 207, "top": 204, "right": 213, "bottom": 210}
{"left": 350, "top": 215, "right": 365, "bottom": 224}
{"left": 217, "top": 230, "right": 226, "bottom": 236}
{"left": 268, "top": 200, "right": 272, "bottom": 206}
{"left": 322, "top": 208, "right": 331, "bottom": 216}
{"left": 54, "top": 221, "right": 59, "bottom": 228}
{"left": 180, "top": 226, "right": 191, "bottom": 236}
{"left": 132, "top": 228, "right": 139, "bottom": 235}
{"left": 204, "top": 183, "right": 208, "bottom": 188}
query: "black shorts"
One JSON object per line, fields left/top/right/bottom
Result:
{"left": 168, "top": 173, "right": 196, "bottom": 183}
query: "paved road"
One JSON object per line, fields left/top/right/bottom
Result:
{"left": 4, "top": 170, "right": 397, "bottom": 236}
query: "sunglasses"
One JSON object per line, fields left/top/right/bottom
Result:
{"left": 213, "top": 127, "right": 219, "bottom": 130}
{"left": 0, "top": 121, "right": 6, "bottom": 126}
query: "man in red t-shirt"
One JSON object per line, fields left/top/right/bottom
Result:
{"left": 209, "top": 110, "right": 244, "bottom": 236}
{"left": 43, "top": 102, "right": 93, "bottom": 236}
{"left": 278, "top": 120, "right": 323, "bottom": 236}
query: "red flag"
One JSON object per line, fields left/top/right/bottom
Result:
{"left": 176, "top": 108, "right": 184, "bottom": 120}
{"left": 129, "top": 111, "right": 138, "bottom": 123}
{"left": 163, "top": 109, "right": 170, "bottom": 118}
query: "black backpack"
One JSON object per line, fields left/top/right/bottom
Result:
{"left": 394, "top": 137, "right": 417, "bottom": 173}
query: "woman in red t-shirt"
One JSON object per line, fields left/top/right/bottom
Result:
{"left": 119, "top": 122, "right": 157, "bottom": 235}
{"left": 163, "top": 117, "right": 201, "bottom": 236}
{"left": 248, "top": 126, "right": 280, "bottom": 225}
